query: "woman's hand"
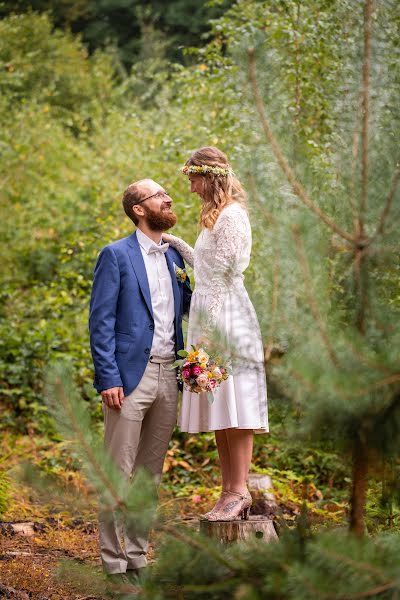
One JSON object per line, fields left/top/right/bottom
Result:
{"left": 162, "top": 233, "right": 174, "bottom": 243}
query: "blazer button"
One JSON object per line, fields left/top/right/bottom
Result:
{"left": 144, "top": 348, "right": 150, "bottom": 354}
{"left": 149, "top": 324, "right": 154, "bottom": 331}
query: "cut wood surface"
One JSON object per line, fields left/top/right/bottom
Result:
{"left": 7, "top": 523, "right": 35, "bottom": 537}
{"left": 200, "top": 515, "right": 278, "bottom": 544}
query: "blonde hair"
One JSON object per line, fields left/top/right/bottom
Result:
{"left": 184, "top": 147, "right": 247, "bottom": 229}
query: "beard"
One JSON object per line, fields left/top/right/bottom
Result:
{"left": 142, "top": 204, "right": 177, "bottom": 231}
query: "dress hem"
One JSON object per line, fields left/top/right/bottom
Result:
{"left": 178, "top": 425, "right": 269, "bottom": 434}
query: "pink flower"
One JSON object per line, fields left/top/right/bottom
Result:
{"left": 182, "top": 368, "right": 191, "bottom": 379}
{"left": 192, "top": 494, "right": 202, "bottom": 504}
{"left": 212, "top": 367, "right": 222, "bottom": 380}
{"left": 196, "top": 373, "right": 209, "bottom": 388}
{"left": 191, "top": 365, "right": 202, "bottom": 376}
{"left": 209, "top": 380, "right": 217, "bottom": 389}
{"left": 220, "top": 368, "right": 225, "bottom": 374}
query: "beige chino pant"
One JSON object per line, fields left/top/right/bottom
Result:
{"left": 99, "top": 356, "right": 178, "bottom": 574}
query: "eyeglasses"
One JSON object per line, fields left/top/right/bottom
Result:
{"left": 135, "top": 190, "right": 170, "bottom": 205}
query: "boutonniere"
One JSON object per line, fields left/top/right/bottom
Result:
{"left": 173, "top": 262, "right": 187, "bottom": 283}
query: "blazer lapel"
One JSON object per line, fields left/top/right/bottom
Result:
{"left": 165, "top": 250, "right": 181, "bottom": 321}
{"left": 127, "top": 232, "right": 153, "bottom": 318}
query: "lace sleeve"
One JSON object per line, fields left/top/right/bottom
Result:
{"left": 166, "top": 234, "right": 194, "bottom": 268}
{"left": 205, "top": 208, "right": 248, "bottom": 330}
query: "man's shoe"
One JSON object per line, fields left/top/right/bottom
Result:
{"left": 105, "top": 572, "right": 129, "bottom": 580}
{"left": 104, "top": 572, "right": 131, "bottom": 588}
{"left": 126, "top": 567, "right": 144, "bottom": 583}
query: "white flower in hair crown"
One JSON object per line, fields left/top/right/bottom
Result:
{"left": 181, "top": 164, "right": 233, "bottom": 177}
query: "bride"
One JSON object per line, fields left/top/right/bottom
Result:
{"left": 163, "top": 146, "right": 268, "bottom": 521}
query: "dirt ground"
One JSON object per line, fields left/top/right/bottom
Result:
{"left": 0, "top": 517, "right": 101, "bottom": 599}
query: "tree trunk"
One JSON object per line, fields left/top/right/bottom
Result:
{"left": 349, "top": 439, "right": 368, "bottom": 536}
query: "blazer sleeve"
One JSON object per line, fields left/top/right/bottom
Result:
{"left": 89, "top": 246, "right": 123, "bottom": 392}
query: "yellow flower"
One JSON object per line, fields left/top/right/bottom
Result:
{"left": 208, "top": 372, "right": 213, "bottom": 379}
{"left": 187, "top": 351, "right": 199, "bottom": 363}
{"left": 175, "top": 266, "right": 187, "bottom": 282}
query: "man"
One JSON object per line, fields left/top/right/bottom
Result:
{"left": 89, "top": 179, "right": 191, "bottom": 577}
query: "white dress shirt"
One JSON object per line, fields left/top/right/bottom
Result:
{"left": 136, "top": 228, "right": 175, "bottom": 358}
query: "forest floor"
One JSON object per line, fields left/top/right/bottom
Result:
{"left": 0, "top": 432, "right": 347, "bottom": 599}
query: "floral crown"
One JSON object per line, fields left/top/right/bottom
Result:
{"left": 181, "top": 164, "right": 233, "bottom": 177}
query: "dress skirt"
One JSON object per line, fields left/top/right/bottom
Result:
{"left": 177, "top": 282, "right": 269, "bottom": 434}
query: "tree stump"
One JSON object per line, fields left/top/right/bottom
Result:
{"left": 200, "top": 515, "right": 278, "bottom": 544}
{"left": 247, "top": 473, "right": 278, "bottom": 517}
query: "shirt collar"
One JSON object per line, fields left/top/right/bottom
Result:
{"left": 136, "top": 228, "right": 164, "bottom": 255}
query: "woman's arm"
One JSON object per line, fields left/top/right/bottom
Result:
{"left": 203, "top": 210, "right": 248, "bottom": 332}
{"left": 163, "top": 232, "right": 194, "bottom": 268}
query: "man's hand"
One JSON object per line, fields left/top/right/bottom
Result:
{"left": 101, "top": 387, "right": 124, "bottom": 409}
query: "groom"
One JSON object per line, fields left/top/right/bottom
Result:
{"left": 89, "top": 179, "right": 191, "bottom": 576}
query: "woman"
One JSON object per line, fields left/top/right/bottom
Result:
{"left": 164, "top": 147, "right": 268, "bottom": 521}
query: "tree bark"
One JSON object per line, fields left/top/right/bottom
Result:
{"left": 349, "top": 0, "right": 375, "bottom": 536}
{"left": 349, "top": 439, "right": 368, "bottom": 537}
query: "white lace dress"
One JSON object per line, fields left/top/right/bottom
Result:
{"left": 169, "top": 202, "right": 268, "bottom": 433}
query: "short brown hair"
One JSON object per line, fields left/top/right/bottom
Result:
{"left": 122, "top": 181, "right": 146, "bottom": 225}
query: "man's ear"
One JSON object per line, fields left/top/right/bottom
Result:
{"left": 132, "top": 204, "right": 144, "bottom": 220}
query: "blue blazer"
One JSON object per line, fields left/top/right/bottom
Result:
{"left": 89, "top": 231, "right": 192, "bottom": 396}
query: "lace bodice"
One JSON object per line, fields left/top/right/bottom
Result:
{"left": 168, "top": 203, "right": 251, "bottom": 329}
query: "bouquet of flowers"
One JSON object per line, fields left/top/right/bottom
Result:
{"left": 173, "top": 346, "right": 230, "bottom": 395}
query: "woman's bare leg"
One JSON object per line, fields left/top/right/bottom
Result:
{"left": 206, "top": 430, "right": 231, "bottom": 513}
{"left": 225, "top": 428, "right": 253, "bottom": 495}
{"left": 215, "top": 429, "right": 231, "bottom": 491}
{"left": 206, "top": 428, "right": 254, "bottom": 521}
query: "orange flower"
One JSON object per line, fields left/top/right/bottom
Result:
{"left": 187, "top": 350, "right": 199, "bottom": 363}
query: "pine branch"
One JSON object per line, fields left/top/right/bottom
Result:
{"left": 316, "top": 546, "right": 387, "bottom": 582}
{"left": 264, "top": 252, "right": 280, "bottom": 362}
{"left": 354, "top": 245, "right": 369, "bottom": 335}
{"left": 48, "top": 366, "right": 124, "bottom": 511}
{"left": 353, "top": 0, "right": 375, "bottom": 334}
{"left": 344, "top": 373, "right": 400, "bottom": 398}
{"left": 343, "top": 338, "right": 394, "bottom": 375}
{"left": 46, "top": 364, "right": 158, "bottom": 535}
{"left": 294, "top": 2, "right": 301, "bottom": 124}
{"left": 368, "top": 162, "right": 400, "bottom": 243}
{"left": 161, "top": 523, "right": 242, "bottom": 572}
{"left": 299, "top": 575, "right": 397, "bottom": 599}
{"left": 287, "top": 366, "right": 317, "bottom": 392}
{"left": 292, "top": 225, "right": 339, "bottom": 367}
{"left": 247, "top": 47, "right": 355, "bottom": 244}
{"left": 246, "top": 169, "right": 277, "bottom": 226}
{"left": 359, "top": 0, "right": 373, "bottom": 228}
{"left": 349, "top": 120, "right": 361, "bottom": 218}
{"left": 176, "top": 578, "right": 243, "bottom": 594}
